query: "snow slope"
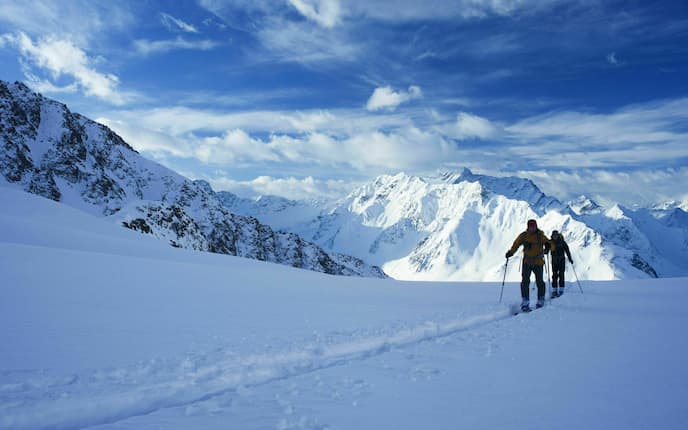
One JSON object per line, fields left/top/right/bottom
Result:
{"left": 1, "top": 185, "right": 687, "bottom": 430}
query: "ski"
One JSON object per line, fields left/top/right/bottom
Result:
{"left": 511, "top": 304, "right": 534, "bottom": 316}
{"left": 511, "top": 303, "right": 546, "bottom": 315}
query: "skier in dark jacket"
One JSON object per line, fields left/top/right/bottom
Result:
{"left": 505, "top": 219, "right": 550, "bottom": 312}
{"left": 549, "top": 230, "right": 573, "bottom": 298}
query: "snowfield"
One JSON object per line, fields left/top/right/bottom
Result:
{"left": 1, "top": 186, "right": 687, "bottom": 430}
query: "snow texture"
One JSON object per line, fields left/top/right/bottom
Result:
{"left": 1, "top": 185, "right": 687, "bottom": 430}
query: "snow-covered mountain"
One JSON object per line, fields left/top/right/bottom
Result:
{"left": 223, "top": 170, "right": 688, "bottom": 281}
{"left": 0, "top": 80, "right": 385, "bottom": 278}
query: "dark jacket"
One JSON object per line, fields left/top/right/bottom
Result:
{"left": 550, "top": 236, "right": 572, "bottom": 263}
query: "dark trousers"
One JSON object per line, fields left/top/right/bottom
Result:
{"left": 521, "top": 263, "right": 545, "bottom": 300}
{"left": 552, "top": 258, "right": 565, "bottom": 289}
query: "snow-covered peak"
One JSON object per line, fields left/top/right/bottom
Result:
{"left": 653, "top": 200, "right": 688, "bottom": 212}
{"left": 604, "top": 204, "right": 629, "bottom": 221}
{"left": 437, "top": 168, "right": 563, "bottom": 214}
{"left": 568, "top": 195, "right": 604, "bottom": 215}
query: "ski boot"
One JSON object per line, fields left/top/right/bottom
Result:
{"left": 551, "top": 287, "right": 559, "bottom": 299}
{"left": 536, "top": 296, "right": 545, "bottom": 309}
{"left": 520, "top": 299, "right": 532, "bottom": 313}
{"left": 558, "top": 288, "right": 564, "bottom": 297}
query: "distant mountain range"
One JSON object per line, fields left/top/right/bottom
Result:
{"left": 222, "top": 170, "right": 688, "bottom": 281}
{"left": 0, "top": 80, "right": 385, "bottom": 278}
{"left": 2, "top": 79, "right": 686, "bottom": 281}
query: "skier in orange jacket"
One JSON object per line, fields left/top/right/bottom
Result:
{"left": 506, "top": 219, "right": 550, "bottom": 312}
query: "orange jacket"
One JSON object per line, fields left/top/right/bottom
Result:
{"left": 508, "top": 229, "right": 550, "bottom": 266}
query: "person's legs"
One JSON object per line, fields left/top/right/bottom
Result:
{"left": 551, "top": 264, "right": 560, "bottom": 297}
{"left": 520, "top": 263, "right": 533, "bottom": 309}
{"left": 534, "top": 265, "right": 545, "bottom": 307}
{"left": 521, "top": 263, "right": 533, "bottom": 299}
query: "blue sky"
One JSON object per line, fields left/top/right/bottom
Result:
{"left": 1, "top": 0, "right": 687, "bottom": 206}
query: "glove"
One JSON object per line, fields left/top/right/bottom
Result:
{"left": 569, "top": 258, "right": 573, "bottom": 264}
{"left": 505, "top": 251, "right": 513, "bottom": 259}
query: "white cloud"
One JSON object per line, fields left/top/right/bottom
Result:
{"left": 285, "top": 110, "right": 336, "bottom": 132}
{"left": 366, "top": 85, "right": 422, "bottom": 111}
{"left": 506, "top": 98, "right": 688, "bottom": 169}
{"left": 195, "top": 129, "right": 281, "bottom": 164}
{"left": 96, "top": 117, "right": 194, "bottom": 159}
{"left": 3, "top": 32, "right": 126, "bottom": 104}
{"left": 22, "top": 69, "right": 78, "bottom": 94}
{"left": 288, "top": 0, "right": 341, "bottom": 28}
{"left": 0, "top": 0, "right": 133, "bottom": 47}
{"left": 450, "top": 112, "right": 499, "bottom": 140}
{"left": 257, "top": 19, "right": 359, "bottom": 63}
{"left": 519, "top": 168, "right": 688, "bottom": 208}
{"left": 160, "top": 12, "right": 199, "bottom": 33}
{"left": 134, "top": 37, "right": 219, "bottom": 56}
{"left": 100, "top": 106, "right": 456, "bottom": 173}
{"left": 345, "top": 0, "right": 551, "bottom": 21}
{"left": 208, "top": 175, "right": 355, "bottom": 201}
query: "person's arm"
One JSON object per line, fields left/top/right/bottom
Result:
{"left": 506, "top": 233, "right": 523, "bottom": 258}
{"left": 547, "top": 238, "right": 555, "bottom": 255}
{"left": 564, "top": 241, "right": 573, "bottom": 263}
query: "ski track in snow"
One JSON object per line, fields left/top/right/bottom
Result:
{"left": 0, "top": 308, "right": 515, "bottom": 430}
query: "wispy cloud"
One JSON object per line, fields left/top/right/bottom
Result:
{"left": 288, "top": 0, "right": 341, "bottom": 28}
{"left": 519, "top": 168, "right": 688, "bottom": 208}
{"left": 508, "top": 98, "right": 688, "bottom": 146}
{"left": 344, "top": 0, "right": 556, "bottom": 22}
{"left": 160, "top": 12, "right": 199, "bottom": 33}
{"left": 2, "top": 32, "right": 127, "bottom": 105}
{"left": 0, "top": 0, "right": 133, "bottom": 46}
{"left": 134, "top": 37, "right": 219, "bottom": 56}
{"left": 257, "top": 19, "right": 359, "bottom": 63}
{"left": 366, "top": 85, "right": 422, "bottom": 111}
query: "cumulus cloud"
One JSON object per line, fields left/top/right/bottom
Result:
{"left": 160, "top": 12, "right": 199, "bottom": 33}
{"left": 450, "top": 112, "right": 499, "bottom": 140}
{"left": 288, "top": 0, "right": 341, "bottom": 28}
{"left": 2, "top": 32, "right": 126, "bottom": 104}
{"left": 208, "top": 175, "right": 355, "bottom": 201}
{"left": 366, "top": 85, "right": 422, "bottom": 111}
{"left": 195, "top": 129, "right": 280, "bottom": 164}
{"left": 100, "top": 106, "right": 455, "bottom": 173}
{"left": 134, "top": 37, "right": 219, "bottom": 56}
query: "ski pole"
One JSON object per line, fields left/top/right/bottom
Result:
{"left": 499, "top": 258, "right": 509, "bottom": 304}
{"left": 545, "top": 253, "right": 551, "bottom": 301}
{"left": 571, "top": 262, "right": 584, "bottom": 294}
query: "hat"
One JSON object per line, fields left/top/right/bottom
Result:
{"left": 527, "top": 219, "right": 537, "bottom": 228}
{"left": 551, "top": 229, "right": 559, "bottom": 235}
